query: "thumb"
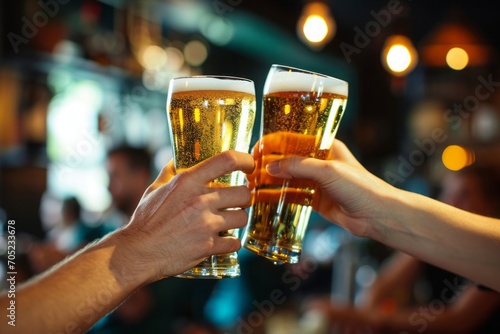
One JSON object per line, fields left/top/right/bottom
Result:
{"left": 266, "top": 156, "right": 329, "bottom": 182}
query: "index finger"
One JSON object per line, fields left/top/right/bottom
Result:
{"left": 146, "top": 159, "right": 176, "bottom": 194}
{"left": 183, "top": 150, "right": 255, "bottom": 184}
{"left": 328, "top": 139, "right": 364, "bottom": 167}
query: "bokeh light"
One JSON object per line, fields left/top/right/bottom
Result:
{"left": 184, "top": 40, "right": 208, "bottom": 66}
{"left": 303, "top": 15, "right": 329, "bottom": 43}
{"left": 200, "top": 14, "right": 234, "bottom": 46}
{"left": 141, "top": 45, "right": 167, "bottom": 70}
{"left": 386, "top": 45, "right": 412, "bottom": 73}
{"left": 164, "top": 47, "right": 185, "bottom": 71}
{"left": 446, "top": 47, "right": 469, "bottom": 70}
{"left": 381, "top": 35, "right": 418, "bottom": 76}
{"left": 442, "top": 145, "right": 475, "bottom": 171}
{"left": 296, "top": 2, "right": 336, "bottom": 49}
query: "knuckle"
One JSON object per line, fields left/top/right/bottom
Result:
{"left": 210, "top": 214, "right": 226, "bottom": 231}
{"left": 235, "top": 185, "right": 252, "bottom": 205}
{"left": 171, "top": 172, "right": 189, "bottom": 188}
{"left": 220, "top": 150, "right": 239, "bottom": 170}
{"left": 198, "top": 241, "right": 214, "bottom": 257}
{"left": 321, "top": 160, "right": 334, "bottom": 173}
{"left": 222, "top": 238, "right": 241, "bottom": 253}
{"left": 288, "top": 157, "right": 300, "bottom": 176}
{"left": 205, "top": 235, "right": 217, "bottom": 249}
{"left": 188, "top": 194, "right": 210, "bottom": 211}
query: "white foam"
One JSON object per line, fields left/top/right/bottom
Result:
{"left": 265, "top": 70, "right": 348, "bottom": 96}
{"left": 169, "top": 76, "right": 255, "bottom": 95}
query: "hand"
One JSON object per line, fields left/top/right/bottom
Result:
{"left": 246, "top": 131, "right": 320, "bottom": 191}
{"left": 115, "top": 150, "right": 254, "bottom": 284}
{"left": 254, "top": 134, "right": 394, "bottom": 237}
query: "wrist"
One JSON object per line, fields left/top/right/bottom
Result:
{"left": 365, "top": 185, "right": 411, "bottom": 243}
{"left": 368, "top": 186, "right": 436, "bottom": 254}
{"left": 95, "top": 228, "right": 156, "bottom": 289}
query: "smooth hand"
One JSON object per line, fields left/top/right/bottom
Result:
{"left": 253, "top": 133, "right": 393, "bottom": 237}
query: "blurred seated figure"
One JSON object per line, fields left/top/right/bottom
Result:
{"left": 27, "top": 196, "right": 99, "bottom": 274}
{"left": 46, "top": 196, "right": 93, "bottom": 253}
{"left": 306, "top": 165, "right": 500, "bottom": 333}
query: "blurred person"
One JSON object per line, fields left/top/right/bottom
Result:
{"left": 27, "top": 146, "right": 154, "bottom": 275}
{"left": 250, "top": 134, "right": 500, "bottom": 292}
{"left": 302, "top": 166, "right": 500, "bottom": 333}
{"left": 51, "top": 196, "right": 88, "bottom": 252}
{"left": 106, "top": 145, "right": 152, "bottom": 213}
{"left": 28, "top": 196, "right": 96, "bottom": 274}
{"left": 87, "top": 145, "right": 155, "bottom": 333}
{"left": 0, "top": 150, "right": 253, "bottom": 334}
{"left": 26, "top": 147, "right": 153, "bottom": 275}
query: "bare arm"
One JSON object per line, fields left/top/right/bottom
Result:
{"left": 1, "top": 232, "right": 149, "bottom": 333}
{"left": 377, "top": 189, "right": 500, "bottom": 292}
{"left": 0, "top": 151, "right": 254, "bottom": 333}
{"left": 264, "top": 138, "right": 500, "bottom": 291}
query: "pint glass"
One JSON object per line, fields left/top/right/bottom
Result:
{"left": 166, "top": 76, "right": 256, "bottom": 278}
{"left": 242, "top": 65, "right": 348, "bottom": 264}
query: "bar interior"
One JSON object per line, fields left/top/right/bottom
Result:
{"left": 1, "top": 0, "right": 499, "bottom": 333}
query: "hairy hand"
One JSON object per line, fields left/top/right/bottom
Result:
{"left": 118, "top": 150, "right": 254, "bottom": 283}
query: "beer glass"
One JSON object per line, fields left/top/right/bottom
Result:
{"left": 242, "top": 64, "right": 348, "bottom": 264}
{"left": 166, "top": 76, "right": 256, "bottom": 278}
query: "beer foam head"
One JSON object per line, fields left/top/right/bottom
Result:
{"left": 169, "top": 76, "right": 255, "bottom": 95}
{"left": 265, "top": 66, "right": 348, "bottom": 96}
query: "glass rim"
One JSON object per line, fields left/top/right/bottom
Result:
{"left": 168, "top": 75, "right": 255, "bottom": 95}
{"left": 170, "top": 75, "right": 254, "bottom": 84}
{"left": 270, "top": 64, "right": 347, "bottom": 85}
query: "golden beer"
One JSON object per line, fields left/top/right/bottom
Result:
{"left": 169, "top": 89, "right": 255, "bottom": 185}
{"left": 243, "top": 65, "right": 348, "bottom": 264}
{"left": 167, "top": 76, "right": 256, "bottom": 278}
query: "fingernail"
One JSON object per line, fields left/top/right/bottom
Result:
{"left": 266, "top": 161, "right": 280, "bottom": 175}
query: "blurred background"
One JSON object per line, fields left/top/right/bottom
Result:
{"left": 1, "top": 0, "right": 500, "bottom": 333}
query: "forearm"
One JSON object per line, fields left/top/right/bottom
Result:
{"left": 369, "top": 189, "right": 500, "bottom": 292}
{"left": 1, "top": 230, "right": 150, "bottom": 333}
